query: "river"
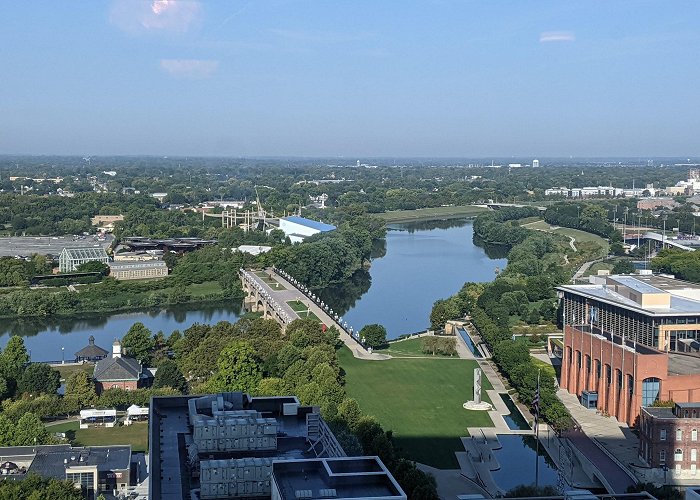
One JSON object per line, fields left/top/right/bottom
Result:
{"left": 0, "top": 219, "right": 506, "bottom": 360}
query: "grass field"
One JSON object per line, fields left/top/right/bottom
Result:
{"left": 54, "top": 363, "right": 95, "bottom": 381}
{"left": 48, "top": 420, "right": 149, "bottom": 452}
{"left": 377, "top": 337, "right": 455, "bottom": 357}
{"left": 286, "top": 300, "right": 319, "bottom": 321}
{"left": 339, "top": 347, "right": 493, "bottom": 468}
{"left": 523, "top": 219, "right": 610, "bottom": 254}
{"left": 254, "top": 271, "right": 287, "bottom": 290}
{"left": 378, "top": 205, "right": 488, "bottom": 223}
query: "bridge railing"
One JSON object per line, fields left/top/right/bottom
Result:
{"left": 271, "top": 267, "right": 367, "bottom": 351}
{"left": 239, "top": 269, "right": 294, "bottom": 325}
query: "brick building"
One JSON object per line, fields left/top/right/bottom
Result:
{"left": 93, "top": 340, "right": 151, "bottom": 394}
{"left": 559, "top": 273, "right": 700, "bottom": 427}
{"left": 639, "top": 402, "right": 700, "bottom": 479}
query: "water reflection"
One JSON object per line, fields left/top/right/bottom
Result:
{"left": 0, "top": 301, "right": 243, "bottom": 362}
{"left": 473, "top": 235, "right": 511, "bottom": 260}
{"left": 316, "top": 269, "right": 372, "bottom": 318}
{"left": 324, "top": 219, "right": 507, "bottom": 339}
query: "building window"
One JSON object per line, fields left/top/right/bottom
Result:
{"left": 692, "top": 448, "right": 697, "bottom": 462}
{"left": 628, "top": 375, "right": 634, "bottom": 396}
{"left": 642, "top": 378, "right": 661, "bottom": 406}
{"left": 586, "top": 355, "right": 591, "bottom": 373}
{"left": 577, "top": 350, "right": 581, "bottom": 368}
{"left": 67, "top": 472, "right": 94, "bottom": 491}
{"left": 678, "top": 429, "right": 684, "bottom": 441}
{"left": 596, "top": 360, "right": 601, "bottom": 379}
{"left": 693, "top": 429, "right": 698, "bottom": 442}
{"left": 660, "top": 450, "right": 666, "bottom": 462}
{"left": 661, "top": 429, "right": 667, "bottom": 441}
{"left": 675, "top": 448, "right": 683, "bottom": 461}
{"left": 606, "top": 365, "right": 612, "bottom": 386}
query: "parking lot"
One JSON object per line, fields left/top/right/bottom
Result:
{"left": 0, "top": 235, "right": 113, "bottom": 257}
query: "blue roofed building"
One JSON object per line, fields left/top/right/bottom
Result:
{"left": 278, "top": 216, "right": 336, "bottom": 244}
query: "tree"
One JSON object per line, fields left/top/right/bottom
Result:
{"left": 76, "top": 261, "right": 109, "bottom": 276}
{"left": 65, "top": 371, "right": 97, "bottom": 407}
{"left": 18, "top": 363, "right": 60, "bottom": 395}
{"left": 337, "top": 398, "right": 362, "bottom": 431}
{"left": 153, "top": 360, "right": 187, "bottom": 392}
{"left": 613, "top": 260, "right": 636, "bottom": 274}
{"left": 121, "top": 322, "right": 155, "bottom": 365}
{"left": 0, "top": 414, "right": 14, "bottom": 445}
{"left": 0, "top": 336, "right": 30, "bottom": 393}
{"left": 430, "top": 298, "right": 461, "bottom": 330}
{"left": 359, "top": 324, "right": 387, "bottom": 349}
{"left": 13, "top": 413, "right": 52, "bottom": 446}
{"left": 208, "top": 341, "right": 262, "bottom": 393}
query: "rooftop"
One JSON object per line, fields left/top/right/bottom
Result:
{"left": 94, "top": 355, "right": 142, "bottom": 381}
{"left": 75, "top": 335, "right": 108, "bottom": 358}
{"left": 273, "top": 457, "right": 405, "bottom": 500}
{"left": 60, "top": 247, "right": 109, "bottom": 260}
{"left": 0, "top": 444, "right": 131, "bottom": 479}
{"left": 108, "top": 260, "right": 167, "bottom": 270}
{"left": 283, "top": 216, "right": 336, "bottom": 232}
{"left": 149, "top": 392, "right": 399, "bottom": 500}
{"left": 559, "top": 274, "right": 700, "bottom": 316}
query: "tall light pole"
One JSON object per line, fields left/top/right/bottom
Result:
{"left": 638, "top": 213, "right": 642, "bottom": 249}
{"left": 61, "top": 347, "right": 65, "bottom": 365}
{"left": 662, "top": 214, "right": 668, "bottom": 250}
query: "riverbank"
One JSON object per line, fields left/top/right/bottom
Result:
{"left": 0, "top": 279, "right": 242, "bottom": 320}
{"left": 377, "top": 205, "right": 488, "bottom": 223}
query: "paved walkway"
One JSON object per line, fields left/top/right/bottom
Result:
{"left": 264, "top": 269, "right": 389, "bottom": 360}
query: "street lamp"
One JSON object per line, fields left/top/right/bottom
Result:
{"left": 61, "top": 347, "right": 65, "bottom": 364}
{"left": 662, "top": 214, "right": 668, "bottom": 249}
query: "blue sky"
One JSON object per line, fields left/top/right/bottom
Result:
{"left": 1, "top": 1, "right": 699, "bottom": 157}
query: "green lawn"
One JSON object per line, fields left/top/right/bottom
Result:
{"left": 377, "top": 337, "right": 456, "bottom": 357}
{"left": 339, "top": 347, "right": 493, "bottom": 468}
{"left": 286, "top": 300, "right": 319, "bottom": 321}
{"left": 254, "top": 271, "right": 287, "bottom": 290}
{"left": 523, "top": 220, "right": 609, "bottom": 254}
{"left": 54, "top": 363, "right": 95, "bottom": 381}
{"left": 378, "top": 205, "right": 488, "bottom": 223}
{"left": 48, "top": 420, "right": 149, "bottom": 452}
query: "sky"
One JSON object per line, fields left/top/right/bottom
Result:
{"left": 1, "top": 1, "right": 699, "bottom": 158}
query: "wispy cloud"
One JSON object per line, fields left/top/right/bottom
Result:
{"left": 159, "top": 59, "right": 218, "bottom": 79}
{"left": 539, "top": 31, "right": 576, "bottom": 43}
{"left": 110, "top": 0, "right": 201, "bottom": 34}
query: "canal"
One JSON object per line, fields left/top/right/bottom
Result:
{"left": 0, "top": 218, "right": 506, "bottom": 360}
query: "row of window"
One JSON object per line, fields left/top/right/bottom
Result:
{"left": 659, "top": 448, "right": 699, "bottom": 463}
{"left": 660, "top": 429, "right": 699, "bottom": 441}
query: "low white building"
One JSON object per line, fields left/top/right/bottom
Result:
{"left": 79, "top": 408, "right": 117, "bottom": 428}
{"left": 278, "top": 216, "right": 336, "bottom": 244}
{"left": 237, "top": 245, "right": 272, "bottom": 256}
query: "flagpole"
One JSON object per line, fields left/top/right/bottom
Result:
{"left": 535, "top": 369, "right": 541, "bottom": 489}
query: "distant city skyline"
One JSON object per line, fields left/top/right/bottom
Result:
{"left": 1, "top": 1, "right": 699, "bottom": 157}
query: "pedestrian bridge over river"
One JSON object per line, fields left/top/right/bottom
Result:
{"left": 239, "top": 268, "right": 388, "bottom": 359}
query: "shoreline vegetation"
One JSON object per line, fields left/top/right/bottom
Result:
{"left": 377, "top": 204, "right": 488, "bottom": 223}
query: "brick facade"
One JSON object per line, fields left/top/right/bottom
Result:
{"left": 95, "top": 380, "right": 138, "bottom": 394}
{"left": 640, "top": 404, "right": 700, "bottom": 477}
{"left": 562, "top": 326, "right": 700, "bottom": 427}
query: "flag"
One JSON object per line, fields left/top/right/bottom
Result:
{"left": 533, "top": 370, "right": 541, "bottom": 432}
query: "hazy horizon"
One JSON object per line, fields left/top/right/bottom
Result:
{"left": 2, "top": 1, "right": 699, "bottom": 157}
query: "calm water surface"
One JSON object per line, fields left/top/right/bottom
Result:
{"left": 321, "top": 219, "right": 507, "bottom": 339}
{"left": 1, "top": 218, "right": 506, "bottom": 360}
